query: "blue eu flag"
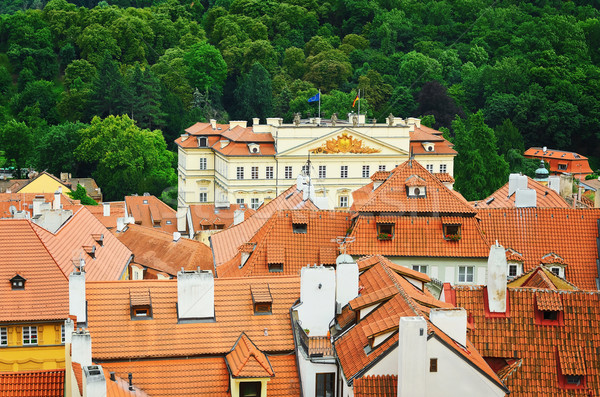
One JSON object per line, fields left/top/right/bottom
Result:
{"left": 307, "top": 93, "right": 320, "bottom": 103}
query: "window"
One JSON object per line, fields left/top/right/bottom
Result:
{"left": 265, "top": 166, "right": 273, "bottom": 179}
{"left": 443, "top": 224, "right": 461, "bottom": 240}
{"left": 251, "top": 166, "right": 259, "bottom": 179}
{"left": 293, "top": 223, "right": 307, "bottom": 234}
{"left": 412, "top": 265, "right": 427, "bottom": 274}
{"left": 0, "top": 327, "right": 7, "bottom": 346}
{"left": 508, "top": 264, "right": 518, "bottom": 277}
{"left": 254, "top": 302, "right": 272, "bottom": 314}
{"left": 198, "top": 137, "right": 207, "bottom": 147}
{"left": 378, "top": 165, "right": 386, "bottom": 172}
{"left": 377, "top": 223, "right": 394, "bottom": 240}
{"left": 251, "top": 198, "right": 260, "bottom": 210}
{"left": 10, "top": 275, "right": 25, "bottom": 290}
{"left": 22, "top": 326, "right": 37, "bottom": 345}
{"left": 550, "top": 267, "right": 560, "bottom": 276}
{"left": 284, "top": 166, "right": 293, "bottom": 179}
{"left": 319, "top": 165, "right": 326, "bottom": 179}
{"left": 199, "top": 193, "right": 207, "bottom": 202}
{"left": 458, "top": 266, "right": 474, "bottom": 283}
{"left": 237, "top": 167, "right": 244, "bottom": 180}
{"left": 199, "top": 158, "right": 207, "bottom": 170}
{"left": 558, "top": 163, "right": 567, "bottom": 171}
{"left": 237, "top": 198, "right": 245, "bottom": 205}
{"left": 339, "top": 196, "right": 348, "bottom": 208}
{"left": 268, "top": 263, "right": 283, "bottom": 273}
{"left": 566, "top": 375, "right": 581, "bottom": 385}
{"left": 61, "top": 324, "right": 65, "bottom": 343}
{"left": 440, "top": 164, "right": 447, "bottom": 173}
{"left": 315, "top": 373, "right": 335, "bottom": 397}
{"left": 426, "top": 164, "right": 434, "bottom": 173}
{"left": 543, "top": 311, "right": 558, "bottom": 321}
{"left": 340, "top": 165, "right": 348, "bottom": 178}
{"left": 302, "top": 165, "right": 309, "bottom": 175}
{"left": 239, "top": 381, "right": 262, "bottom": 397}
{"left": 134, "top": 308, "right": 150, "bottom": 317}
{"left": 430, "top": 358, "right": 438, "bottom": 372}
{"left": 362, "top": 165, "right": 370, "bottom": 178}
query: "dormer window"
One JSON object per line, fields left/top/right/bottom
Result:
{"left": 91, "top": 234, "right": 104, "bottom": 246}
{"left": 405, "top": 175, "right": 426, "bottom": 197}
{"left": 130, "top": 289, "right": 152, "bottom": 320}
{"left": 507, "top": 263, "right": 522, "bottom": 278}
{"left": 83, "top": 245, "right": 96, "bottom": 259}
{"left": 248, "top": 143, "right": 260, "bottom": 154}
{"left": 534, "top": 291, "right": 563, "bottom": 326}
{"left": 251, "top": 284, "right": 272, "bottom": 315}
{"left": 377, "top": 223, "right": 394, "bottom": 240}
{"left": 422, "top": 142, "right": 435, "bottom": 152}
{"left": 198, "top": 137, "right": 208, "bottom": 147}
{"left": 10, "top": 274, "right": 26, "bottom": 290}
{"left": 442, "top": 218, "right": 462, "bottom": 241}
{"left": 267, "top": 246, "right": 284, "bottom": 273}
{"left": 292, "top": 212, "right": 308, "bottom": 234}
{"left": 557, "top": 346, "right": 586, "bottom": 390}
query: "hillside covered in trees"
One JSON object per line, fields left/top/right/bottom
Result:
{"left": 0, "top": 0, "right": 599, "bottom": 200}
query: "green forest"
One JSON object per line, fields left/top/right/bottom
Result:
{"left": 0, "top": 0, "right": 599, "bottom": 201}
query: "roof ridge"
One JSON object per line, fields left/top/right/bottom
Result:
{"left": 26, "top": 219, "right": 69, "bottom": 282}
{"left": 378, "top": 262, "right": 422, "bottom": 318}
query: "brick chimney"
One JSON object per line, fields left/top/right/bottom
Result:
{"left": 487, "top": 242, "right": 508, "bottom": 313}
{"left": 398, "top": 316, "right": 427, "bottom": 397}
{"left": 177, "top": 269, "right": 214, "bottom": 320}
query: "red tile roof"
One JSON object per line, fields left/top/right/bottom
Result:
{"left": 477, "top": 208, "right": 600, "bottom": 290}
{"left": 30, "top": 207, "right": 132, "bottom": 281}
{"left": 85, "top": 202, "right": 126, "bottom": 229}
{"left": 125, "top": 196, "right": 177, "bottom": 233}
{"left": 472, "top": 176, "right": 569, "bottom": 209}
{"left": 189, "top": 203, "right": 255, "bottom": 232}
{"left": 535, "top": 290, "right": 563, "bottom": 311}
{"left": 434, "top": 172, "right": 455, "bottom": 183}
{"left": 508, "top": 265, "right": 579, "bottom": 291}
{"left": 0, "top": 219, "right": 69, "bottom": 321}
{"left": 453, "top": 284, "right": 600, "bottom": 395}
{"left": 355, "top": 160, "right": 476, "bottom": 214}
{"left": 114, "top": 224, "right": 213, "bottom": 277}
{"left": 0, "top": 192, "right": 78, "bottom": 219}
{"left": 356, "top": 255, "right": 431, "bottom": 283}
{"left": 217, "top": 210, "right": 351, "bottom": 278}
{"left": 86, "top": 276, "right": 300, "bottom": 360}
{"left": 354, "top": 375, "right": 397, "bottom": 397}
{"left": 0, "top": 369, "right": 65, "bottom": 396}
{"left": 211, "top": 185, "right": 318, "bottom": 268}
{"left": 226, "top": 333, "right": 274, "bottom": 378}
{"left": 524, "top": 147, "right": 593, "bottom": 176}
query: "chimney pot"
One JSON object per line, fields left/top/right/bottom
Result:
{"left": 110, "top": 372, "right": 116, "bottom": 382}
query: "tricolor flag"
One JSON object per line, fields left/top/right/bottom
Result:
{"left": 307, "top": 93, "right": 320, "bottom": 103}
{"left": 352, "top": 93, "right": 359, "bottom": 107}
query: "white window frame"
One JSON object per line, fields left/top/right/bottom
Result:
{"left": 339, "top": 196, "right": 348, "bottom": 208}
{"left": 61, "top": 324, "right": 65, "bottom": 343}
{"left": 199, "top": 158, "right": 207, "bottom": 170}
{"left": 412, "top": 265, "right": 428, "bottom": 274}
{"left": 302, "top": 165, "right": 309, "bottom": 175}
{"left": 199, "top": 192, "right": 207, "bottom": 203}
{"left": 440, "top": 164, "right": 447, "bottom": 173}
{"left": 251, "top": 166, "right": 259, "bottom": 179}
{"left": 236, "top": 167, "right": 244, "bottom": 180}
{"left": 251, "top": 198, "right": 260, "bottom": 210}
{"left": 340, "top": 165, "right": 348, "bottom": 178}
{"left": 22, "top": 326, "right": 37, "bottom": 345}
{"left": 458, "top": 266, "right": 474, "bottom": 283}
{"left": 508, "top": 264, "right": 519, "bottom": 278}
{"left": 237, "top": 198, "right": 245, "bottom": 205}
{"left": 284, "top": 166, "right": 293, "bottom": 179}
{"left": 265, "top": 166, "right": 273, "bottom": 179}
{"left": 426, "top": 164, "right": 434, "bottom": 173}
{"left": 362, "top": 165, "right": 370, "bottom": 178}
{"left": 379, "top": 165, "right": 386, "bottom": 172}
{"left": 319, "top": 165, "right": 326, "bottom": 179}
{"left": 0, "top": 327, "right": 7, "bottom": 346}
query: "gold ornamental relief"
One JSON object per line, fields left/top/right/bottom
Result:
{"left": 310, "top": 132, "right": 381, "bottom": 154}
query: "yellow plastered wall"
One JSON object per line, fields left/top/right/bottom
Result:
{"left": 18, "top": 174, "right": 71, "bottom": 194}
{"left": 0, "top": 322, "right": 66, "bottom": 371}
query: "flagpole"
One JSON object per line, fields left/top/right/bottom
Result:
{"left": 318, "top": 89, "right": 321, "bottom": 118}
{"left": 358, "top": 89, "right": 361, "bottom": 121}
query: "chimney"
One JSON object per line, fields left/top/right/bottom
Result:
{"left": 297, "top": 265, "right": 336, "bottom": 337}
{"left": 487, "top": 242, "right": 507, "bottom": 313}
{"left": 398, "top": 317, "right": 427, "bottom": 397}
{"left": 253, "top": 117, "right": 260, "bottom": 126}
{"left": 515, "top": 189, "right": 536, "bottom": 207}
{"left": 266, "top": 118, "right": 282, "bottom": 126}
{"left": 177, "top": 269, "right": 214, "bottom": 320}
{"left": 229, "top": 120, "right": 247, "bottom": 129}
{"left": 64, "top": 318, "right": 75, "bottom": 344}
{"left": 508, "top": 173, "right": 527, "bottom": 196}
{"left": 83, "top": 365, "right": 106, "bottom": 397}
{"left": 335, "top": 254, "right": 359, "bottom": 312}
{"left": 406, "top": 117, "right": 421, "bottom": 128}
{"left": 32, "top": 196, "right": 44, "bottom": 217}
{"left": 102, "top": 203, "right": 110, "bottom": 217}
{"left": 176, "top": 206, "right": 188, "bottom": 233}
{"left": 210, "top": 119, "right": 217, "bottom": 129}
{"left": 116, "top": 217, "right": 126, "bottom": 232}
{"left": 429, "top": 308, "right": 467, "bottom": 347}
{"left": 559, "top": 173, "right": 573, "bottom": 198}
{"left": 543, "top": 146, "right": 547, "bottom": 153}
{"left": 173, "top": 231, "right": 181, "bottom": 242}
{"left": 233, "top": 209, "right": 244, "bottom": 226}
{"left": 547, "top": 176, "right": 560, "bottom": 194}
{"left": 180, "top": 133, "right": 188, "bottom": 142}
{"left": 69, "top": 269, "right": 87, "bottom": 324}
{"left": 71, "top": 329, "right": 92, "bottom": 367}
{"left": 54, "top": 189, "right": 61, "bottom": 210}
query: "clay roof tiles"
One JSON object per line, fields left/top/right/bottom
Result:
{"left": 434, "top": 172, "right": 455, "bottom": 183}
{"left": 353, "top": 375, "right": 397, "bottom": 397}
{"left": 535, "top": 290, "right": 563, "bottom": 311}
{"left": 0, "top": 219, "right": 69, "bottom": 322}
{"left": 0, "top": 192, "right": 77, "bottom": 219}
{"left": 226, "top": 333, "right": 274, "bottom": 378}
{"left": 0, "top": 369, "right": 65, "bottom": 396}
{"left": 85, "top": 202, "right": 126, "bottom": 229}
{"left": 189, "top": 203, "right": 256, "bottom": 232}
{"left": 473, "top": 176, "right": 570, "bottom": 209}
{"left": 125, "top": 196, "right": 177, "bottom": 233}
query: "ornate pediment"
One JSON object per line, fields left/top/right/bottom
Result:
{"left": 310, "top": 132, "right": 381, "bottom": 154}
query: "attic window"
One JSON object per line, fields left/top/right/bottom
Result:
{"left": 377, "top": 223, "right": 394, "bottom": 240}
{"left": 198, "top": 137, "right": 208, "bottom": 147}
{"left": 443, "top": 224, "right": 461, "bottom": 241}
{"left": 268, "top": 263, "right": 283, "bottom": 273}
{"left": 91, "top": 234, "right": 104, "bottom": 246}
{"left": 130, "top": 289, "right": 152, "bottom": 320}
{"left": 292, "top": 212, "right": 308, "bottom": 233}
{"left": 248, "top": 143, "right": 260, "bottom": 154}
{"left": 10, "top": 274, "right": 26, "bottom": 290}
{"left": 558, "top": 163, "right": 567, "bottom": 171}
{"left": 508, "top": 264, "right": 520, "bottom": 278}
{"left": 268, "top": 246, "right": 284, "bottom": 272}
{"left": 251, "top": 284, "right": 273, "bottom": 315}
{"left": 83, "top": 245, "right": 96, "bottom": 259}
{"left": 557, "top": 346, "right": 586, "bottom": 389}
{"left": 143, "top": 200, "right": 148, "bottom": 204}
{"left": 534, "top": 291, "right": 564, "bottom": 326}
{"left": 293, "top": 223, "right": 307, "bottom": 233}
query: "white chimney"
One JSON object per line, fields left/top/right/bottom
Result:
{"left": 266, "top": 117, "right": 282, "bottom": 127}
{"left": 71, "top": 329, "right": 92, "bottom": 367}
{"left": 406, "top": 117, "right": 421, "bottom": 128}
{"left": 543, "top": 146, "right": 547, "bottom": 153}
{"left": 296, "top": 265, "right": 336, "bottom": 337}
{"left": 177, "top": 269, "right": 214, "bottom": 320}
{"left": 229, "top": 120, "right": 247, "bottom": 129}
{"left": 508, "top": 174, "right": 527, "bottom": 196}
{"left": 32, "top": 196, "right": 44, "bottom": 217}
{"left": 429, "top": 308, "right": 467, "bottom": 347}
{"left": 54, "top": 189, "right": 61, "bottom": 210}
{"left": 116, "top": 217, "right": 125, "bottom": 232}
{"left": 102, "top": 203, "right": 110, "bottom": 217}
{"left": 253, "top": 117, "right": 260, "bottom": 125}
{"left": 335, "top": 254, "right": 359, "bottom": 311}
{"left": 83, "top": 365, "right": 107, "bottom": 397}
{"left": 559, "top": 173, "right": 573, "bottom": 198}
{"left": 180, "top": 134, "right": 189, "bottom": 142}
{"left": 64, "top": 318, "right": 75, "bottom": 344}
{"left": 487, "top": 243, "right": 508, "bottom": 313}
{"left": 547, "top": 176, "right": 560, "bottom": 194}
{"left": 69, "top": 270, "right": 86, "bottom": 324}
{"left": 176, "top": 206, "right": 188, "bottom": 233}
{"left": 233, "top": 209, "right": 245, "bottom": 226}
{"left": 210, "top": 119, "right": 217, "bottom": 129}
{"left": 173, "top": 231, "right": 181, "bottom": 242}
{"left": 515, "top": 189, "right": 536, "bottom": 207}
{"left": 398, "top": 316, "right": 427, "bottom": 397}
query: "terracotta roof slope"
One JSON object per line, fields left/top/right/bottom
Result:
{"left": 357, "top": 160, "right": 476, "bottom": 214}
{"left": 85, "top": 201, "right": 126, "bottom": 229}
{"left": 354, "top": 375, "right": 398, "bottom": 397}
{"left": 211, "top": 185, "right": 318, "bottom": 267}
{"left": 0, "top": 369, "right": 65, "bottom": 396}
{"left": 472, "top": 176, "right": 569, "bottom": 209}
{"left": 226, "top": 333, "right": 274, "bottom": 378}
{"left": 125, "top": 195, "right": 177, "bottom": 233}
{"left": 0, "top": 219, "right": 69, "bottom": 321}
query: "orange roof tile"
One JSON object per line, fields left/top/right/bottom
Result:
{"left": 356, "top": 160, "right": 476, "bottom": 214}
{"left": 86, "top": 276, "right": 300, "bottom": 360}
{"left": 85, "top": 202, "right": 126, "bottom": 229}
{"left": 217, "top": 210, "right": 351, "bottom": 278}
{"left": 125, "top": 196, "right": 177, "bottom": 233}
{"left": 115, "top": 224, "right": 213, "bottom": 277}
{"left": 453, "top": 285, "right": 600, "bottom": 395}
{"left": 434, "top": 172, "right": 455, "bottom": 183}
{"left": 213, "top": 141, "right": 276, "bottom": 157}
{"left": 508, "top": 266, "right": 579, "bottom": 291}
{"left": 251, "top": 283, "right": 273, "bottom": 304}
{"left": 0, "top": 219, "right": 69, "bottom": 321}
{"left": 0, "top": 192, "right": 78, "bottom": 219}
{"left": 221, "top": 126, "right": 275, "bottom": 143}
{"left": 308, "top": 336, "right": 333, "bottom": 356}
{"left": 189, "top": 203, "right": 255, "bottom": 232}
{"left": 211, "top": 185, "right": 318, "bottom": 268}
{"left": 472, "top": 176, "right": 570, "bottom": 209}
{"left": 348, "top": 284, "right": 398, "bottom": 310}
{"left": 541, "top": 252, "right": 566, "bottom": 265}
{"left": 478, "top": 208, "right": 600, "bottom": 290}
{"left": 410, "top": 139, "right": 457, "bottom": 155}
{"left": 535, "top": 290, "right": 563, "bottom": 311}
{"left": 30, "top": 207, "right": 132, "bottom": 281}
{"left": 524, "top": 147, "right": 593, "bottom": 176}
{"left": 370, "top": 171, "right": 390, "bottom": 181}
{"left": 226, "top": 333, "right": 274, "bottom": 378}
{"left": 0, "top": 369, "right": 64, "bottom": 396}
{"left": 505, "top": 248, "right": 524, "bottom": 262}
{"left": 319, "top": 246, "right": 337, "bottom": 265}
{"left": 347, "top": 215, "right": 489, "bottom": 258}
{"left": 130, "top": 288, "right": 151, "bottom": 306}
{"left": 354, "top": 375, "right": 397, "bottom": 397}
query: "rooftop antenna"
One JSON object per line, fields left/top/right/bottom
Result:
{"left": 333, "top": 236, "right": 355, "bottom": 255}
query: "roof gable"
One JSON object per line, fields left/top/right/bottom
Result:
{"left": 226, "top": 333, "right": 274, "bottom": 378}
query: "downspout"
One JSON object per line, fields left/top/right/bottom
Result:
{"left": 289, "top": 300, "right": 304, "bottom": 397}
